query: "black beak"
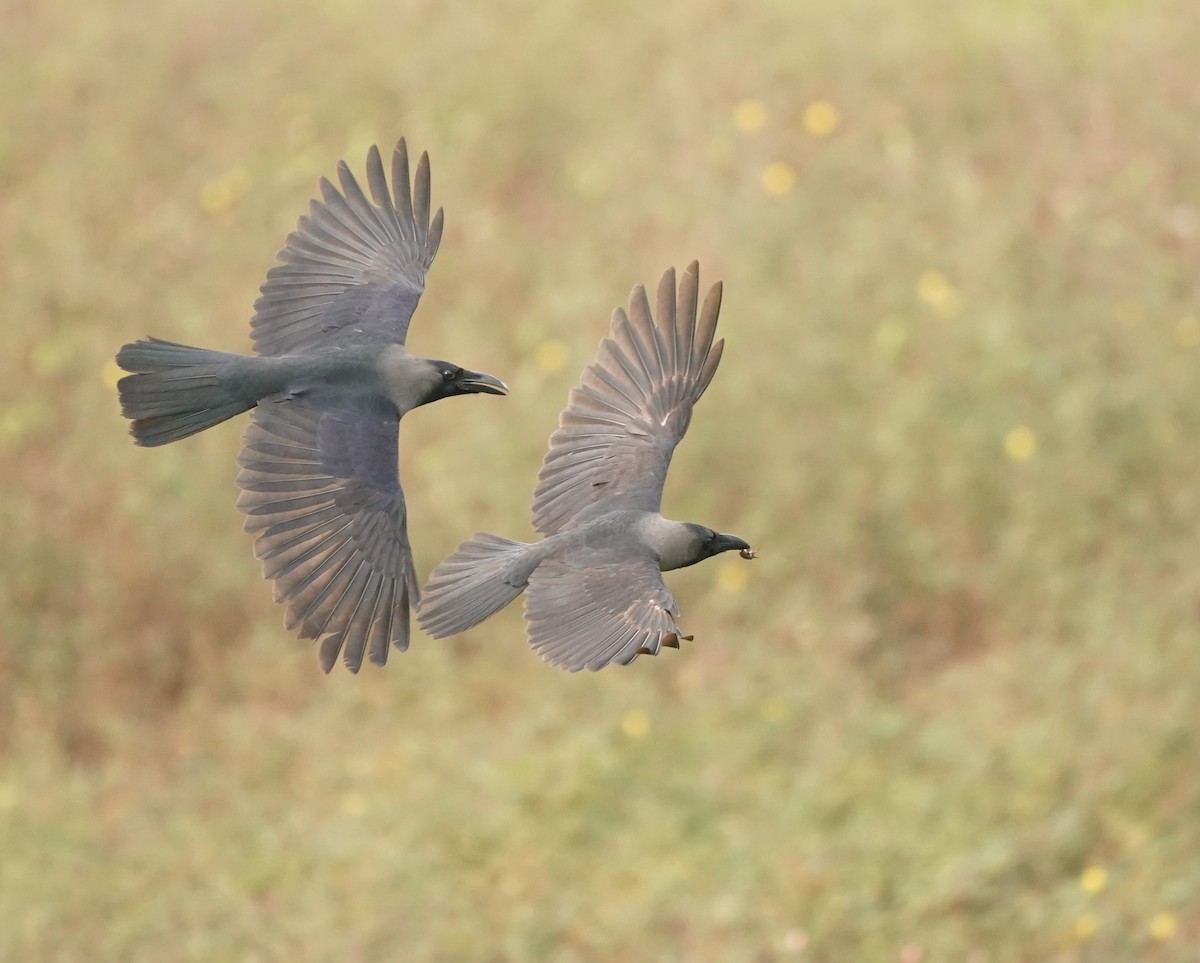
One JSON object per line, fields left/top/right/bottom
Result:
{"left": 457, "top": 370, "right": 508, "bottom": 396}
{"left": 713, "top": 532, "right": 754, "bottom": 558}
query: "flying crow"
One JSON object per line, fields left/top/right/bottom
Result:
{"left": 419, "top": 262, "right": 754, "bottom": 671}
{"left": 116, "top": 139, "right": 507, "bottom": 672}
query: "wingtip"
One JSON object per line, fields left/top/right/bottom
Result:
{"left": 317, "top": 175, "right": 339, "bottom": 202}
{"left": 702, "top": 279, "right": 724, "bottom": 317}
{"left": 415, "top": 150, "right": 432, "bottom": 183}
{"left": 627, "top": 282, "right": 652, "bottom": 325}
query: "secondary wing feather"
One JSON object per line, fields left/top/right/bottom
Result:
{"left": 523, "top": 552, "right": 687, "bottom": 671}
{"left": 235, "top": 398, "right": 419, "bottom": 672}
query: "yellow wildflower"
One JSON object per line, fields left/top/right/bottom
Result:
{"left": 1080, "top": 866, "right": 1108, "bottom": 894}
{"left": 803, "top": 100, "right": 840, "bottom": 137}
{"left": 761, "top": 161, "right": 796, "bottom": 197}
{"left": 621, "top": 709, "right": 650, "bottom": 740}
{"left": 916, "top": 270, "right": 962, "bottom": 320}
{"left": 1148, "top": 911, "right": 1177, "bottom": 940}
{"left": 1004, "top": 426, "right": 1037, "bottom": 462}
{"left": 733, "top": 99, "right": 768, "bottom": 133}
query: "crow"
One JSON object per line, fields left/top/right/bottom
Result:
{"left": 116, "top": 139, "right": 506, "bottom": 672}
{"left": 419, "top": 262, "right": 754, "bottom": 671}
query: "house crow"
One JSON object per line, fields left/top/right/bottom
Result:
{"left": 115, "top": 139, "right": 507, "bottom": 672}
{"left": 419, "top": 262, "right": 755, "bottom": 671}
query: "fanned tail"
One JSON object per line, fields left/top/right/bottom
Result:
{"left": 116, "top": 337, "right": 252, "bottom": 446}
{"left": 418, "top": 533, "right": 536, "bottom": 638}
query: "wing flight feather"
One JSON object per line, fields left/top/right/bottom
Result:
{"left": 250, "top": 139, "right": 443, "bottom": 356}
{"left": 530, "top": 262, "right": 725, "bottom": 536}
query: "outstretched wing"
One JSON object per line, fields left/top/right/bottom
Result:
{"left": 530, "top": 262, "right": 724, "bottom": 536}
{"left": 234, "top": 398, "right": 419, "bottom": 672}
{"left": 523, "top": 551, "right": 689, "bottom": 671}
{"left": 250, "top": 139, "right": 444, "bottom": 356}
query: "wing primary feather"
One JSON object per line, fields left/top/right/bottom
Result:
{"left": 279, "top": 226, "right": 372, "bottom": 268}
{"left": 574, "top": 378, "right": 642, "bottom": 413}
{"left": 261, "top": 515, "right": 354, "bottom": 575}
{"left": 285, "top": 546, "right": 359, "bottom": 631}
{"left": 677, "top": 262, "right": 699, "bottom": 385}
{"left": 596, "top": 337, "right": 654, "bottom": 399}
{"left": 394, "top": 581, "right": 413, "bottom": 650}
{"left": 391, "top": 139, "right": 415, "bottom": 239}
{"left": 426, "top": 207, "right": 445, "bottom": 266}
{"left": 693, "top": 280, "right": 723, "bottom": 383}
{"left": 365, "top": 144, "right": 403, "bottom": 238}
{"left": 335, "top": 160, "right": 393, "bottom": 248}
{"left": 627, "top": 283, "right": 653, "bottom": 331}
{"left": 616, "top": 307, "right": 660, "bottom": 389}
{"left": 318, "top": 632, "right": 344, "bottom": 673}
{"left": 311, "top": 186, "right": 375, "bottom": 253}
{"left": 301, "top": 556, "right": 369, "bottom": 641}
{"left": 367, "top": 581, "right": 395, "bottom": 666}
{"left": 339, "top": 570, "right": 385, "bottom": 672}
{"left": 413, "top": 151, "right": 432, "bottom": 240}
{"left": 583, "top": 363, "right": 647, "bottom": 414}
{"left": 654, "top": 265, "right": 677, "bottom": 378}
{"left": 694, "top": 338, "right": 725, "bottom": 405}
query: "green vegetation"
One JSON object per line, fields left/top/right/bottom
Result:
{"left": 3, "top": 0, "right": 1198, "bottom": 958}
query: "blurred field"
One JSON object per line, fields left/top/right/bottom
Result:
{"left": 3, "top": 0, "right": 1199, "bottom": 959}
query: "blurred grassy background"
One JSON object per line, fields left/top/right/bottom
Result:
{"left": 3, "top": 0, "right": 1199, "bottom": 959}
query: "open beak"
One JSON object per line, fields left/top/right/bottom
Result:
{"left": 713, "top": 532, "right": 755, "bottom": 558}
{"left": 458, "top": 370, "right": 509, "bottom": 396}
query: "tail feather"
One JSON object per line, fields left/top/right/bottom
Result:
{"left": 116, "top": 337, "right": 253, "bottom": 446}
{"left": 419, "top": 532, "right": 536, "bottom": 638}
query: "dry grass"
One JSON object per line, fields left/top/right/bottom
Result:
{"left": 3, "top": 0, "right": 1199, "bottom": 959}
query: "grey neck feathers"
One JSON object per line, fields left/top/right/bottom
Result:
{"left": 377, "top": 347, "right": 443, "bottom": 414}
{"left": 640, "top": 516, "right": 707, "bottom": 571}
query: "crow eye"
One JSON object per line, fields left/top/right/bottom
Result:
{"left": 442, "top": 367, "right": 457, "bottom": 382}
